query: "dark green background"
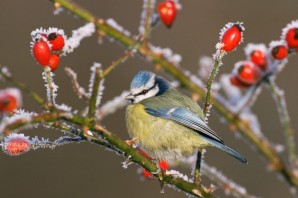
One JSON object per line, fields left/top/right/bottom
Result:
{"left": 0, "top": 0, "right": 298, "bottom": 197}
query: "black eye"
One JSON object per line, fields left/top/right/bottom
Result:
{"left": 141, "top": 89, "right": 148, "bottom": 94}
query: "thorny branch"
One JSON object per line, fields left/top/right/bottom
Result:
{"left": 49, "top": 0, "right": 298, "bottom": 191}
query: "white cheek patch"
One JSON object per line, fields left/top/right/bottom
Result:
{"left": 134, "top": 85, "right": 159, "bottom": 103}
{"left": 131, "top": 75, "right": 155, "bottom": 95}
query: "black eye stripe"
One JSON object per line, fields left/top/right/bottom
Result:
{"left": 134, "top": 84, "right": 157, "bottom": 96}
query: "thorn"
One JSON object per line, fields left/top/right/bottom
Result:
{"left": 125, "top": 137, "right": 138, "bottom": 146}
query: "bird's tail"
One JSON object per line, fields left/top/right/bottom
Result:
{"left": 206, "top": 138, "right": 248, "bottom": 164}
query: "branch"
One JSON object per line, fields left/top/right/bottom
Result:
{"left": 50, "top": 0, "right": 298, "bottom": 189}
{"left": 266, "top": 78, "right": 297, "bottom": 169}
{"left": 3, "top": 110, "right": 214, "bottom": 198}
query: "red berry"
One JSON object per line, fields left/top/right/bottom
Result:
{"left": 250, "top": 50, "right": 267, "bottom": 70}
{"left": 0, "top": 93, "right": 18, "bottom": 113}
{"left": 236, "top": 62, "right": 262, "bottom": 85}
{"left": 33, "top": 40, "right": 51, "bottom": 66}
{"left": 48, "top": 33, "right": 65, "bottom": 51}
{"left": 3, "top": 135, "right": 31, "bottom": 156}
{"left": 221, "top": 24, "right": 243, "bottom": 52}
{"left": 158, "top": 161, "right": 169, "bottom": 171}
{"left": 158, "top": 0, "right": 177, "bottom": 28}
{"left": 142, "top": 169, "right": 152, "bottom": 178}
{"left": 271, "top": 45, "right": 288, "bottom": 60}
{"left": 48, "top": 54, "right": 60, "bottom": 71}
{"left": 285, "top": 28, "right": 298, "bottom": 48}
{"left": 141, "top": 161, "right": 169, "bottom": 179}
{"left": 230, "top": 75, "right": 251, "bottom": 88}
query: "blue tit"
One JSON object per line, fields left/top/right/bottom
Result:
{"left": 125, "top": 71, "right": 247, "bottom": 164}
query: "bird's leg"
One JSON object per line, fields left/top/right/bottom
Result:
{"left": 194, "top": 149, "right": 203, "bottom": 186}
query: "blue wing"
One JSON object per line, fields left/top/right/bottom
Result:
{"left": 145, "top": 107, "right": 224, "bottom": 143}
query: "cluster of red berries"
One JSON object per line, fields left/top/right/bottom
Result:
{"left": 158, "top": 0, "right": 177, "bottom": 28}
{"left": 0, "top": 88, "right": 21, "bottom": 114}
{"left": 137, "top": 149, "right": 170, "bottom": 178}
{"left": 31, "top": 28, "right": 66, "bottom": 71}
{"left": 230, "top": 20, "right": 298, "bottom": 88}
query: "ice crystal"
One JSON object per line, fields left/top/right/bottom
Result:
{"left": 218, "top": 21, "right": 245, "bottom": 44}
{"left": 88, "top": 63, "right": 105, "bottom": 107}
{"left": 149, "top": 44, "right": 182, "bottom": 66}
{"left": 281, "top": 20, "right": 298, "bottom": 42}
{"left": 30, "top": 136, "right": 84, "bottom": 150}
{"left": 166, "top": 170, "right": 192, "bottom": 182}
{"left": 63, "top": 22, "right": 96, "bottom": 54}
{"left": 97, "top": 91, "right": 129, "bottom": 120}
{"left": 139, "top": 0, "right": 156, "bottom": 34}
{"left": 106, "top": 18, "right": 131, "bottom": 37}
{"left": 42, "top": 67, "right": 58, "bottom": 104}
{"left": 0, "top": 110, "right": 37, "bottom": 135}
{"left": 198, "top": 56, "right": 214, "bottom": 81}
{"left": 0, "top": 66, "right": 11, "bottom": 81}
{"left": 244, "top": 43, "right": 267, "bottom": 58}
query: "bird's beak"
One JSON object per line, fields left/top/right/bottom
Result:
{"left": 125, "top": 93, "right": 134, "bottom": 100}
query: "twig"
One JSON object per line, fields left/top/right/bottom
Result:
{"left": 195, "top": 50, "right": 224, "bottom": 187}
{"left": 266, "top": 78, "right": 297, "bottom": 169}
{"left": 64, "top": 67, "right": 89, "bottom": 99}
{"left": 204, "top": 51, "right": 224, "bottom": 115}
{"left": 0, "top": 66, "right": 45, "bottom": 107}
{"left": 140, "top": 0, "right": 155, "bottom": 45}
{"left": 88, "top": 65, "right": 102, "bottom": 118}
{"left": 43, "top": 66, "right": 57, "bottom": 109}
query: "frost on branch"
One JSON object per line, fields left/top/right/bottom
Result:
{"left": 139, "top": 0, "right": 156, "bottom": 34}
{"left": 106, "top": 18, "right": 131, "bottom": 37}
{"left": 0, "top": 66, "right": 11, "bottom": 81}
{"left": 97, "top": 91, "right": 129, "bottom": 120}
{"left": 281, "top": 20, "right": 298, "bottom": 44}
{"left": 88, "top": 63, "right": 105, "bottom": 107}
{"left": 64, "top": 22, "right": 96, "bottom": 54}
{"left": 0, "top": 133, "right": 85, "bottom": 156}
{"left": 42, "top": 66, "right": 58, "bottom": 104}
{"left": 148, "top": 44, "right": 182, "bottom": 66}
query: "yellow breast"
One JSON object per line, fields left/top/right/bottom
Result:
{"left": 125, "top": 104, "right": 210, "bottom": 161}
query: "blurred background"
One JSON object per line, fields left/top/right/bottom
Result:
{"left": 0, "top": 0, "right": 298, "bottom": 197}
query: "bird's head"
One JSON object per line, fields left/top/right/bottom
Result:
{"left": 126, "top": 71, "right": 170, "bottom": 104}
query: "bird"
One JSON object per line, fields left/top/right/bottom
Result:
{"left": 125, "top": 70, "right": 247, "bottom": 164}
